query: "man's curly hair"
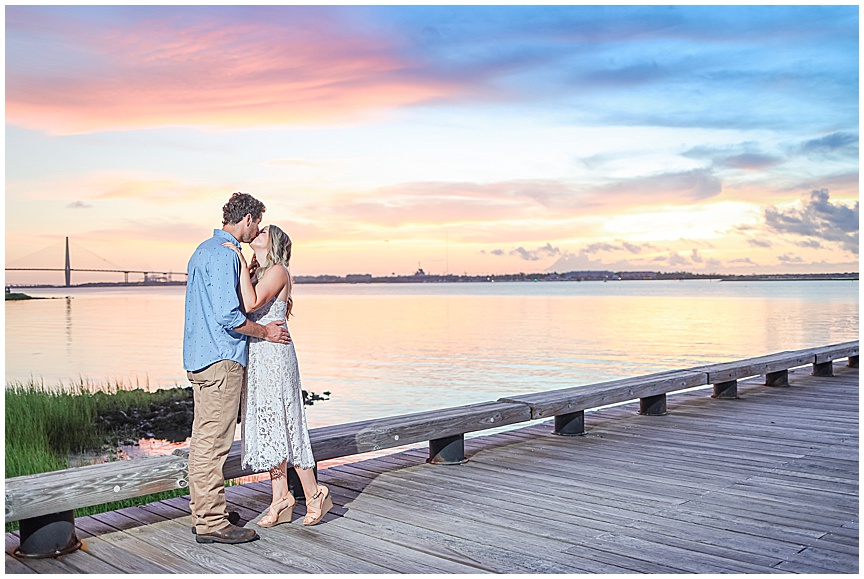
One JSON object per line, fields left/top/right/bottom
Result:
{"left": 222, "top": 192, "right": 266, "bottom": 225}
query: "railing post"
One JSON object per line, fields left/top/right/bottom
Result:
{"left": 13, "top": 510, "right": 81, "bottom": 559}
{"left": 849, "top": 355, "right": 859, "bottom": 368}
{"left": 812, "top": 361, "right": 834, "bottom": 377}
{"left": 638, "top": 394, "right": 667, "bottom": 416}
{"left": 554, "top": 411, "right": 585, "bottom": 435}
{"left": 428, "top": 434, "right": 467, "bottom": 465}
{"left": 765, "top": 369, "right": 789, "bottom": 387}
{"left": 711, "top": 380, "right": 739, "bottom": 399}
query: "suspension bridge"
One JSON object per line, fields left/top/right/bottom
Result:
{"left": 5, "top": 237, "right": 186, "bottom": 287}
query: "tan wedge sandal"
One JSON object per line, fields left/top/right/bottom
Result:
{"left": 257, "top": 494, "right": 295, "bottom": 528}
{"left": 303, "top": 485, "right": 332, "bottom": 526}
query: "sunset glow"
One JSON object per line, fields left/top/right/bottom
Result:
{"left": 5, "top": 5, "right": 858, "bottom": 284}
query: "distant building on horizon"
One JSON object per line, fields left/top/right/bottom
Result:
{"left": 618, "top": 271, "right": 658, "bottom": 280}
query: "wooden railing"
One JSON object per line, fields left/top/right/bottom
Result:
{"left": 6, "top": 341, "right": 858, "bottom": 528}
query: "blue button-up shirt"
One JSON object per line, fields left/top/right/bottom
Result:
{"left": 183, "top": 229, "right": 249, "bottom": 372}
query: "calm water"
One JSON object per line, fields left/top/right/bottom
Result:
{"left": 6, "top": 280, "right": 859, "bottom": 433}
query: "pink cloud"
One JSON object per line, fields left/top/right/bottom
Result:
{"left": 298, "top": 173, "right": 728, "bottom": 233}
{"left": 7, "top": 10, "right": 467, "bottom": 134}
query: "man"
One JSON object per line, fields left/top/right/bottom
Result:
{"left": 183, "top": 192, "right": 290, "bottom": 544}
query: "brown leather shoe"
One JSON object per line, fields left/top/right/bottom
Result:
{"left": 195, "top": 523, "right": 259, "bottom": 544}
{"left": 191, "top": 511, "right": 240, "bottom": 535}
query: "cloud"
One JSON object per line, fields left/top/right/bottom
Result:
{"left": 67, "top": 200, "right": 92, "bottom": 209}
{"left": 729, "top": 257, "right": 756, "bottom": 265}
{"left": 690, "top": 249, "right": 703, "bottom": 263}
{"left": 303, "top": 171, "right": 725, "bottom": 233}
{"left": 720, "top": 153, "right": 782, "bottom": 171}
{"left": 667, "top": 252, "right": 690, "bottom": 266}
{"left": 621, "top": 241, "right": 645, "bottom": 254}
{"left": 542, "top": 239, "right": 701, "bottom": 272}
{"left": 6, "top": 7, "right": 467, "bottom": 134}
{"left": 777, "top": 253, "right": 804, "bottom": 263}
{"left": 579, "top": 240, "right": 658, "bottom": 256}
{"left": 583, "top": 242, "right": 621, "bottom": 254}
{"left": 798, "top": 132, "right": 858, "bottom": 158}
{"left": 747, "top": 238, "right": 773, "bottom": 248}
{"left": 795, "top": 239, "right": 822, "bottom": 249}
{"left": 763, "top": 188, "right": 858, "bottom": 254}
{"left": 593, "top": 168, "right": 722, "bottom": 205}
{"left": 682, "top": 143, "right": 781, "bottom": 171}
{"left": 11, "top": 5, "right": 855, "bottom": 137}
{"left": 510, "top": 243, "right": 560, "bottom": 261}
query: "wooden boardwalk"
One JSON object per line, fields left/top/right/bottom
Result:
{"left": 6, "top": 363, "right": 858, "bottom": 573}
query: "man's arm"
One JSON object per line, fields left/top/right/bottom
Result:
{"left": 234, "top": 318, "right": 291, "bottom": 344}
{"left": 209, "top": 245, "right": 290, "bottom": 344}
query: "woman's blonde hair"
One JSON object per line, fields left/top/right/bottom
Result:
{"left": 257, "top": 224, "right": 294, "bottom": 316}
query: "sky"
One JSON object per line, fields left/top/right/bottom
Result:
{"left": 4, "top": 4, "right": 859, "bottom": 284}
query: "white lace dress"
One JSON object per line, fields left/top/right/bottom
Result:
{"left": 241, "top": 296, "right": 316, "bottom": 472}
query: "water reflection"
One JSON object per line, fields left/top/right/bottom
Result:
{"left": 7, "top": 281, "right": 859, "bottom": 464}
{"left": 65, "top": 296, "right": 72, "bottom": 355}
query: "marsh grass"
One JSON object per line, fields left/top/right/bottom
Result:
{"left": 5, "top": 378, "right": 193, "bottom": 532}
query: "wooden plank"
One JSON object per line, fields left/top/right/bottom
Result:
{"left": 314, "top": 474, "right": 635, "bottom": 573}
{"left": 650, "top": 505, "right": 827, "bottom": 544}
{"left": 4, "top": 556, "right": 37, "bottom": 575}
{"left": 478, "top": 428, "right": 783, "bottom": 483}
{"left": 499, "top": 370, "right": 706, "bottom": 419}
{"left": 672, "top": 490, "right": 853, "bottom": 532}
{"left": 381, "top": 451, "right": 669, "bottom": 525}
{"left": 566, "top": 533, "right": 782, "bottom": 574}
{"left": 85, "top": 507, "right": 239, "bottom": 574}
{"left": 4, "top": 532, "right": 74, "bottom": 574}
{"left": 2, "top": 555, "right": 73, "bottom": 575}
{"left": 227, "top": 483, "right": 490, "bottom": 573}
{"left": 596, "top": 525, "right": 786, "bottom": 569}
{"left": 4, "top": 533, "right": 38, "bottom": 575}
{"left": 350, "top": 454, "right": 802, "bottom": 562}
{"left": 489, "top": 425, "right": 811, "bottom": 474}
{"left": 460, "top": 431, "right": 787, "bottom": 493}
{"left": 804, "top": 533, "right": 860, "bottom": 556}
{"left": 482, "top": 427, "right": 800, "bottom": 476}
{"left": 777, "top": 545, "right": 859, "bottom": 573}
{"left": 157, "top": 494, "right": 353, "bottom": 573}
{"left": 555, "top": 543, "right": 688, "bottom": 574}
{"left": 93, "top": 507, "right": 312, "bottom": 574}
{"left": 5, "top": 454, "right": 187, "bottom": 522}
{"left": 163, "top": 485, "right": 405, "bottom": 574}
{"left": 223, "top": 401, "right": 532, "bottom": 478}
{"left": 226, "top": 485, "right": 500, "bottom": 573}
{"left": 617, "top": 514, "right": 806, "bottom": 564}
{"left": 699, "top": 350, "right": 817, "bottom": 383}
{"left": 48, "top": 545, "right": 126, "bottom": 575}
{"left": 339, "top": 458, "right": 636, "bottom": 534}
{"left": 126, "top": 515, "right": 314, "bottom": 574}
{"left": 325, "top": 461, "right": 636, "bottom": 550}
{"left": 83, "top": 512, "right": 206, "bottom": 574}
{"left": 375, "top": 446, "right": 711, "bottom": 507}
{"left": 812, "top": 341, "right": 859, "bottom": 364}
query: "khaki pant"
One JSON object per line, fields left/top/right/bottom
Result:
{"left": 187, "top": 360, "right": 244, "bottom": 534}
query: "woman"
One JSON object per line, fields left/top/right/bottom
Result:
{"left": 223, "top": 225, "right": 332, "bottom": 527}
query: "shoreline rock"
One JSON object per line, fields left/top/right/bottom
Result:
{"left": 97, "top": 387, "right": 330, "bottom": 444}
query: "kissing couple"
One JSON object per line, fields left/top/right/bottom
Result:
{"left": 182, "top": 192, "right": 332, "bottom": 544}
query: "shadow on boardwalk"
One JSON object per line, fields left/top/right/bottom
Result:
{"left": 6, "top": 363, "right": 858, "bottom": 573}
